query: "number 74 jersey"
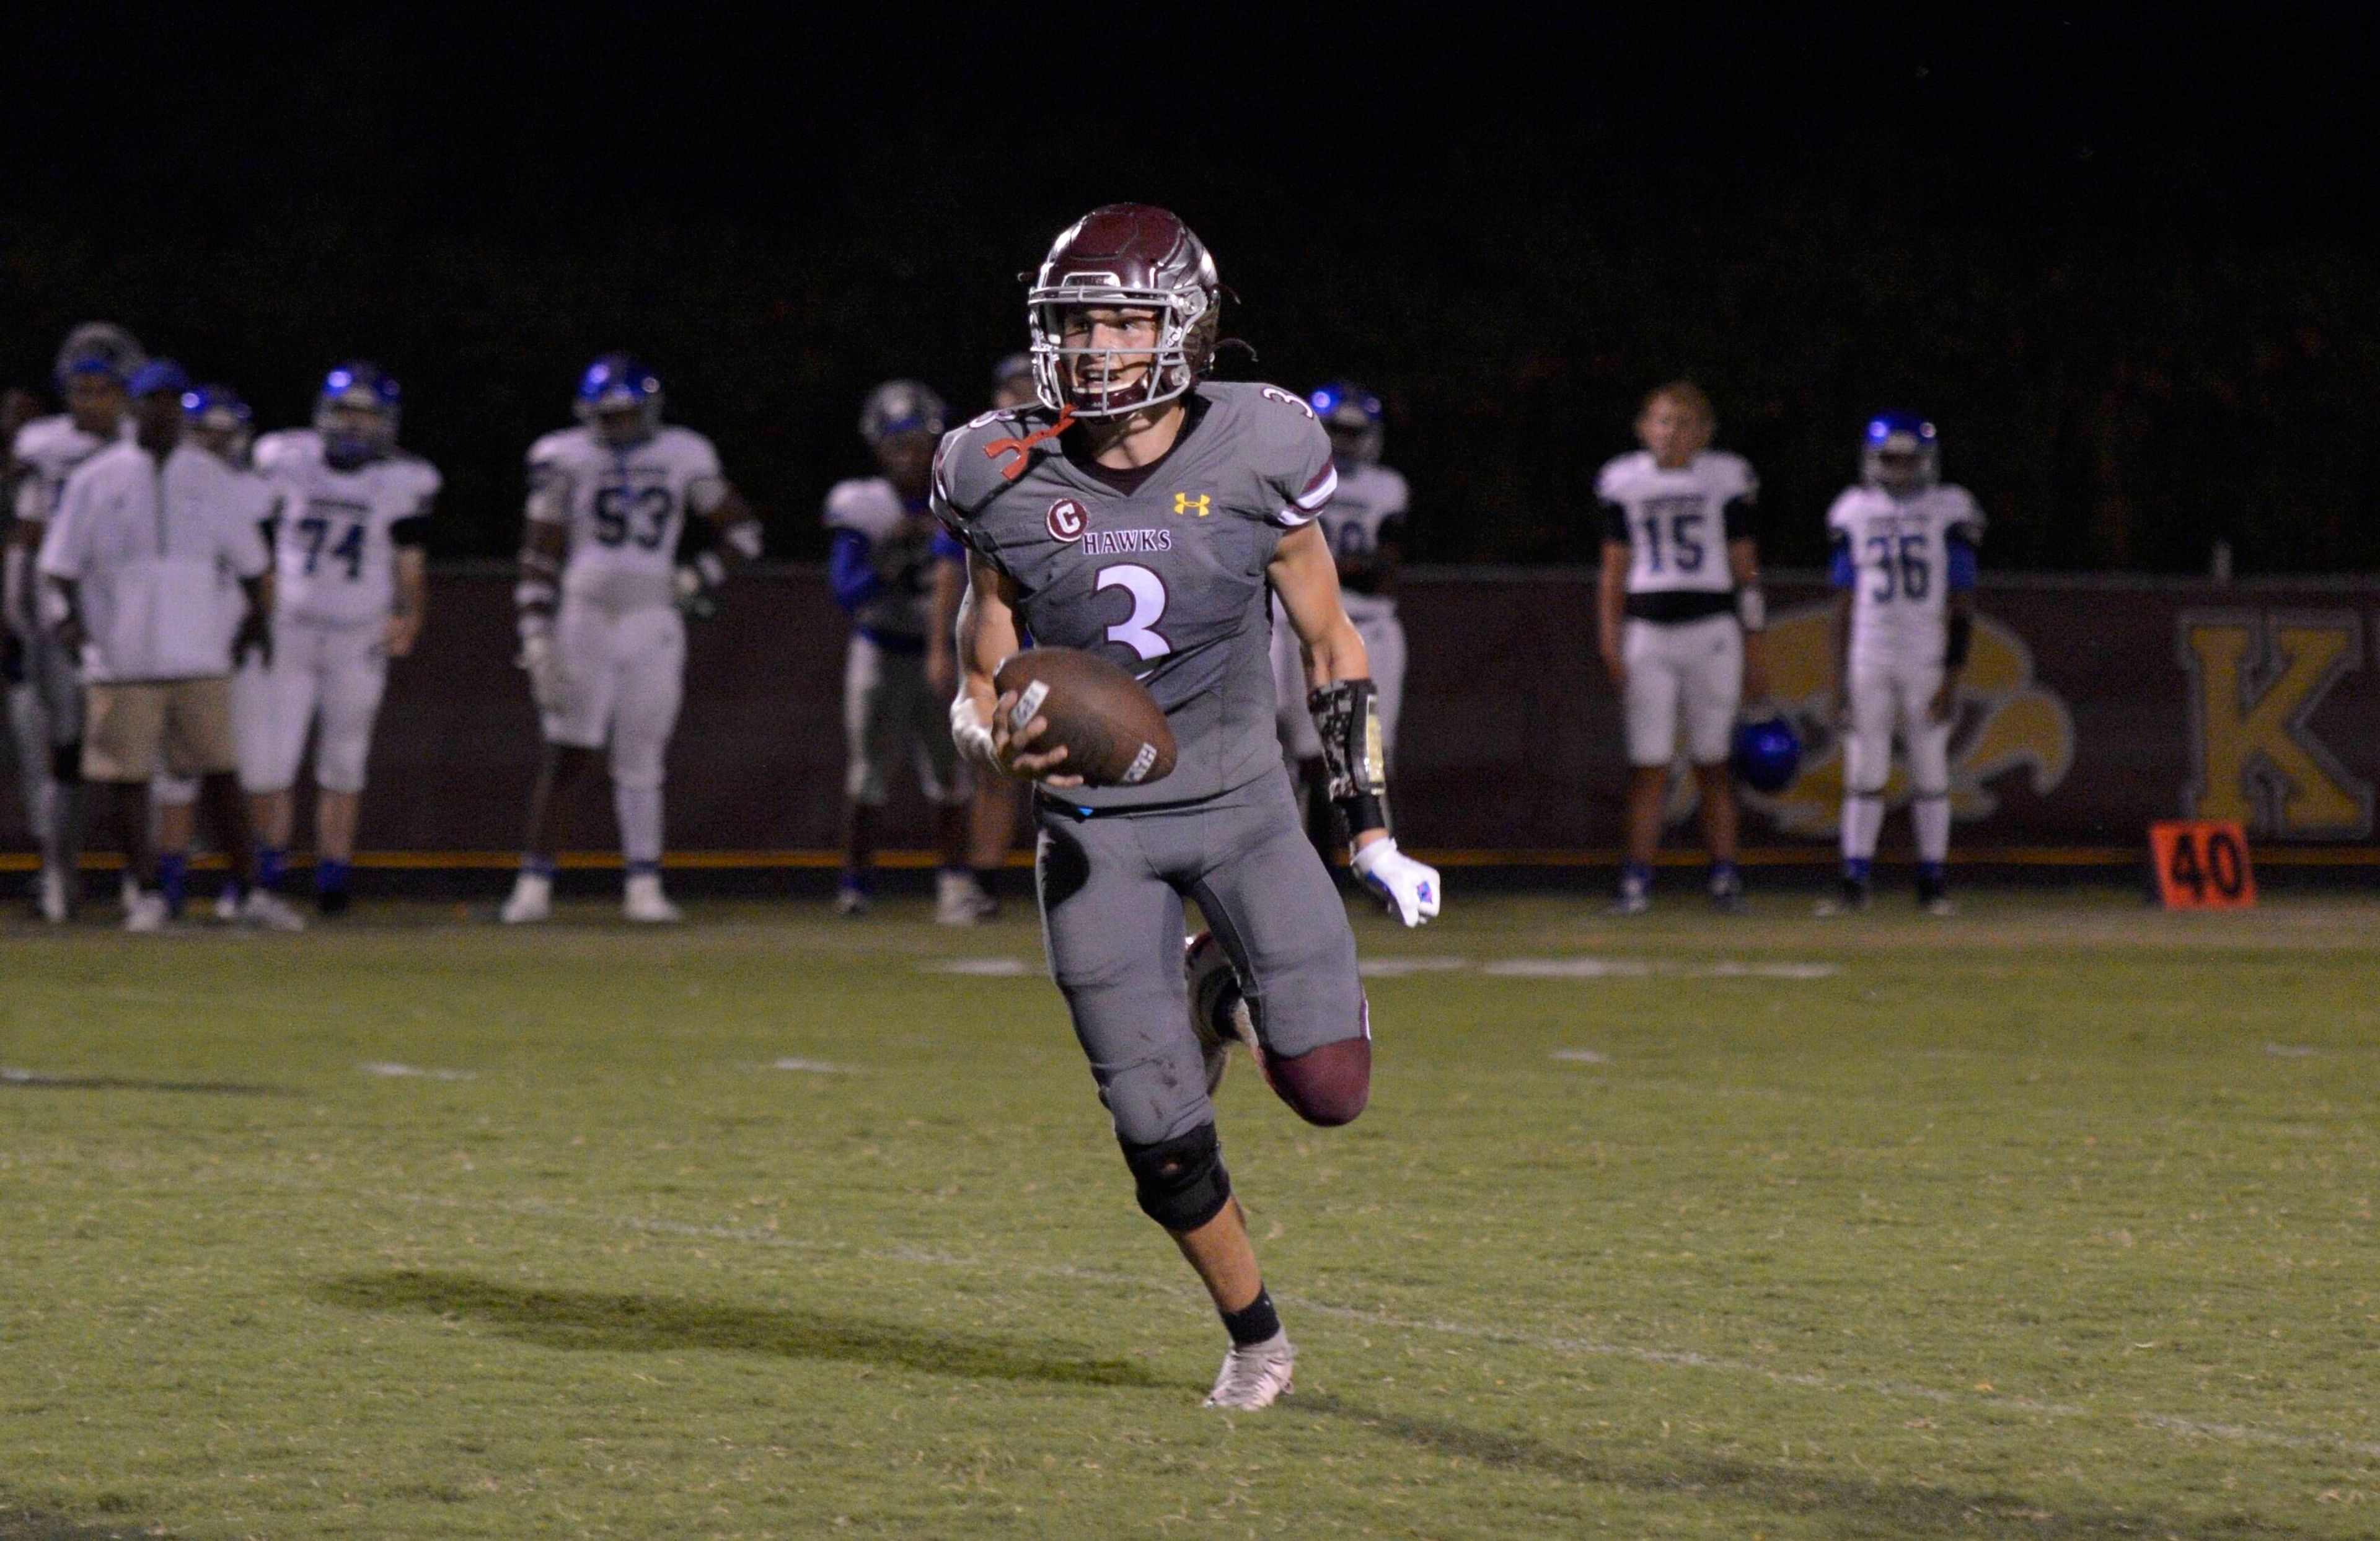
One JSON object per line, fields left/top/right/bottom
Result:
{"left": 253, "top": 429, "right": 441, "bottom": 627}
{"left": 1827, "top": 482, "right": 1985, "bottom": 671}
{"left": 932, "top": 380, "right": 1338, "bottom": 811}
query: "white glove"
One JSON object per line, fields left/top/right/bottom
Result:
{"left": 1352, "top": 837, "right": 1442, "bottom": 927}
{"left": 518, "top": 630, "right": 569, "bottom": 718}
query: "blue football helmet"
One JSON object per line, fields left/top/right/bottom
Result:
{"left": 576, "top": 354, "right": 664, "bottom": 446}
{"left": 1308, "top": 379, "right": 1385, "bottom": 465}
{"left": 1732, "top": 713, "right": 1803, "bottom": 794}
{"left": 860, "top": 379, "right": 948, "bottom": 448}
{"left": 182, "top": 383, "right": 253, "bottom": 465}
{"left": 1861, "top": 411, "right": 1939, "bottom": 494}
{"left": 315, "top": 362, "right": 402, "bottom": 468}
{"left": 55, "top": 322, "right": 146, "bottom": 390}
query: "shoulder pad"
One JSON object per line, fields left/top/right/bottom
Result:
{"left": 932, "top": 408, "right": 1042, "bottom": 519}
{"left": 526, "top": 427, "right": 584, "bottom": 469}
{"left": 824, "top": 477, "right": 901, "bottom": 536}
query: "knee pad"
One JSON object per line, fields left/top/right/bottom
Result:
{"left": 1267, "top": 1035, "right": 1371, "bottom": 1128}
{"left": 50, "top": 743, "right": 81, "bottom": 784}
{"left": 1119, "top": 1123, "right": 1232, "bottom": 1233}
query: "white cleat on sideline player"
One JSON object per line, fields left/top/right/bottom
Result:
{"left": 122, "top": 890, "right": 169, "bottom": 933}
{"left": 500, "top": 870, "right": 553, "bottom": 924}
{"left": 934, "top": 869, "right": 986, "bottom": 926}
{"left": 238, "top": 889, "right": 308, "bottom": 933}
{"left": 622, "top": 870, "right": 682, "bottom": 923}
{"left": 1203, "top": 1331, "right": 1296, "bottom": 1410}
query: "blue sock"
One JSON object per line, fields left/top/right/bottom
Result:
{"left": 1845, "top": 858, "right": 1873, "bottom": 883}
{"left": 625, "top": 858, "right": 661, "bottom": 879}
{"left": 521, "top": 853, "right": 556, "bottom": 879}
{"left": 257, "top": 847, "right": 286, "bottom": 890}
{"left": 157, "top": 853, "right": 188, "bottom": 914}
{"left": 1709, "top": 858, "right": 1741, "bottom": 887}
{"left": 1621, "top": 859, "right": 1653, "bottom": 892}
{"left": 315, "top": 858, "right": 350, "bottom": 895}
{"left": 1918, "top": 861, "right": 1947, "bottom": 884}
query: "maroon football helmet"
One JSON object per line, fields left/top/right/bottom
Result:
{"left": 1026, "top": 204, "right": 1221, "bottom": 419}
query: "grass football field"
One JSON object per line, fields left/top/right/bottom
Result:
{"left": 2, "top": 888, "right": 2376, "bottom": 1539}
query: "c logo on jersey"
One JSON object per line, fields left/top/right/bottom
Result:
{"left": 1173, "top": 492, "right": 1212, "bottom": 518}
{"left": 1046, "top": 498, "right": 1088, "bottom": 542}
{"left": 1733, "top": 603, "right": 2076, "bottom": 836}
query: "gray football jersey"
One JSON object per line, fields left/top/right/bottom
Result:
{"left": 933, "top": 381, "right": 1338, "bottom": 810}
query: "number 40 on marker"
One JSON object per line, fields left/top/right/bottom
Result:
{"left": 2148, "top": 820, "right": 2257, "bottom": 911}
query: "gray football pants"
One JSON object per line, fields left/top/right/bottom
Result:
{"left": 1034, "top": 769, "right": 1365, "bottom": 1148}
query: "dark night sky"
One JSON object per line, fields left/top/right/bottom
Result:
{"left": 2, "top": 7, "right": 2371, "bottom": 569}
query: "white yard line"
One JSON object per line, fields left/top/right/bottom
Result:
{"left": 358, "top": 1061, "right": 477, "bottom": 1081}
{"left": 369, "top": 1188, "right": 2380, "bottom": 1460}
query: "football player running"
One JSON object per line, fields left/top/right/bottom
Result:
{"left": 827, "top": 380, "right": 974, "bottom": 921}
{"left": 1820, "top": 413, "right": 1983, "bottom": 916}
{"left": 938, "top": 205, "right": 1442, "bottom": 1410}
{"left": 239, "top": 365, "right": 437, "bottom": 915}
{"left": 6, "top": 323, "right": 144, "bottom": 920}
{"left": 501, "top": 356, "right": 761, "bottom": 924}
{"left": 1593, "top": 382, "right": 1770, "bottom": 915}
{"left": 1270, "top": 380, "right": 1407, "bottom": 854}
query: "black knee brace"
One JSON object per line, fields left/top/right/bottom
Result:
{"left": 1120, "top": 1123, "right": 1232, "bottom": 1232}
{"left": 50, "top": 743, "right": 81, "bottom": 784}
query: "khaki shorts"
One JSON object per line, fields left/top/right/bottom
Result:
{"left": 83, "top": 677, "right": 239, "bottom": 782}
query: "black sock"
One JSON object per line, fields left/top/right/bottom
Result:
{"left": 1219, "top": 1286, "right": 1281, "bottom": 1346}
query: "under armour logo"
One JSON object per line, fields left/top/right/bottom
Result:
{"left": 1173, "top": 491, "right": 1211, "bottom": 517}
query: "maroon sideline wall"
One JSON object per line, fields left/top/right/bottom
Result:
{"left": 3, "top": 566, "right": 2378, "bottom": 856}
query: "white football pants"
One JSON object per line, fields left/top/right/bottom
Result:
{"left": 1623, "top": 613, "right": 1742, "bottom": 768}
{"left": 1841, "top": 660, "right": 1953, "bottom": 864}
{"left": 843, "top": 632, "right": 962, "bottom": 807}
{"left": 239, "top": 618, "right": 388, "bottom": 795}
{"left": 544, "top": 600, "right": 684, "bottom": 791}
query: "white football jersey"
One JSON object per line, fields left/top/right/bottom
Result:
{"left": 1827, "top": 483, "right": 1985, "bottom": 670}
{"left": 12, "top": 415, "right": 123, "bottom": 525}
{"left": 1315, "top": 461, "right": 1408, "bottom": 617}
{"left": 824, "top": 476, "right": 936, "bottom": 639}
{"left": 1595, "top": 449, "right": 1758, "bottom": 604}
{"left": 253, "top": 431, "right": 439, "bottom": 627}
{"left": 529, "top": 424, "right": 725, "bottom": 611}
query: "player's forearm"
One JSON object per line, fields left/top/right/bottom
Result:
{"left": 1300, "top": 613, "right": 1371, "bottom": 693}
{"left": 514, "top": 527, "right": 564, "bottom": 637}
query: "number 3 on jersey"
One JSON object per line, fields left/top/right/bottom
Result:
{"left": 1096, "top": 564, "right": 1170, "bottom": 661}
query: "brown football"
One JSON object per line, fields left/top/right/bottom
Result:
{"left": 994, "top": 648, "right": 1178, "bottom": 788}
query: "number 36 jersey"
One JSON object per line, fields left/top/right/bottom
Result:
{"left": 527, "top": 424, "right": 725, "bottom": 612}
{"left": 252, "top": 430, "right": 440, "bottom": 627}
{"left": 1827, "top": 483, "right": 1985, "bottom": 672}
{"left": 932, "top": 380, "right": 1338, "bottom": 810}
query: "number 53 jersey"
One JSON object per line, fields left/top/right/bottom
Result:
{"left": 1826, "top": 482, "right": 1985, "bottom": 672}
{"left": 253, "top": 430, "right": 441, "bottom": 627}
{"left": 526, "top": 424, "right": 726, "bottom": 612}
{"left": 932, "top": 381, "right": 1338, "bottom": 810}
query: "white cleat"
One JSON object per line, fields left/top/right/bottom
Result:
{"left": 237, "top": 889, "right": 307, "bottom": 933}
{"left": 213, "top": 885, "right": 242, "bottom": 922}
{"left": 1186, "top": 931, "right": 1257, "bottom": 1094}
{"left": 37, "top": 865, "right": 71, "bottom": 923}
{"left": 833, "top": 882, "right": 870, "bottom": 917}
{"left": 1203, "top": 1330, "right": 1296, "bottom": 1410}
{"left": 500, "top": 871, "right": 553, "bottom": 924}
{"left": 935, "top": 869, "right": 987, "bottom": 927}
{"left": 623, "top": 871, "right": 683, "bottom": 923}
{"left": 122, "top": 890, "right": 169, "bottom": 933}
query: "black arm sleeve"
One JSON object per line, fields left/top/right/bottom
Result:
{"left": 1722, "top": 493, "right": 1757, "bottom": 541}
{"left": 389, "top": 514, "right": 432, "bottom": 550}
{"left": 1308, "top": 678, "right": 1390, "bottom": 843}
{"left": 1598, "top": 499, "right": 1628, "bottom": 544}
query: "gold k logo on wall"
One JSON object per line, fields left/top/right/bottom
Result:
{"left": 2175, "top": 609, "right": 2371, "bottom": 838}
{"left": 1741, "top": 604, "right": 2076, "bottom": 837}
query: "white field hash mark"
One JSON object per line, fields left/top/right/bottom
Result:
{"left": 358, "top": 1061, "right": 476, "bottom": 1081}
{"left": 374, "top": 1189, "right": 2380, "bottom": 1463}
{"left": 1486, "top": 959, "right": 1838, "bottom": 980}
{"left": 769, "top": 1058, "right": 863, "bottom": 1074}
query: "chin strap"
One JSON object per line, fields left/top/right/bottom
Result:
{"left": 1308, "top": 678, "right": 1390, "bottom": 845}
{"left": 984, "top": 405, "right": 1077, "bottom": 481}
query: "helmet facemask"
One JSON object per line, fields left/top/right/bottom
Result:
{"left": 1861, "top": 421, "right": 1940, "bottom": 496}
{"left": 1028, "top": 284, "right": 1218, "bottom": 419}
{"left": 315, "top": 365, "right": 401, "bottom": 470}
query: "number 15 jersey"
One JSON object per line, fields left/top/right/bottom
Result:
{"left": 253, "top": 430, "right": 440, "bottom": 628}
{"left": 932, "top": 380, "right": 1337, "bottom": 811}
{"left": 527, "top": 424, "right": 725, "bottom": 612}
{"left": 1827, "top": 483, "right": 1984, "bottom": 672}
{"left": 1595, "top": 449, "right": 1759, "bottom": 621}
